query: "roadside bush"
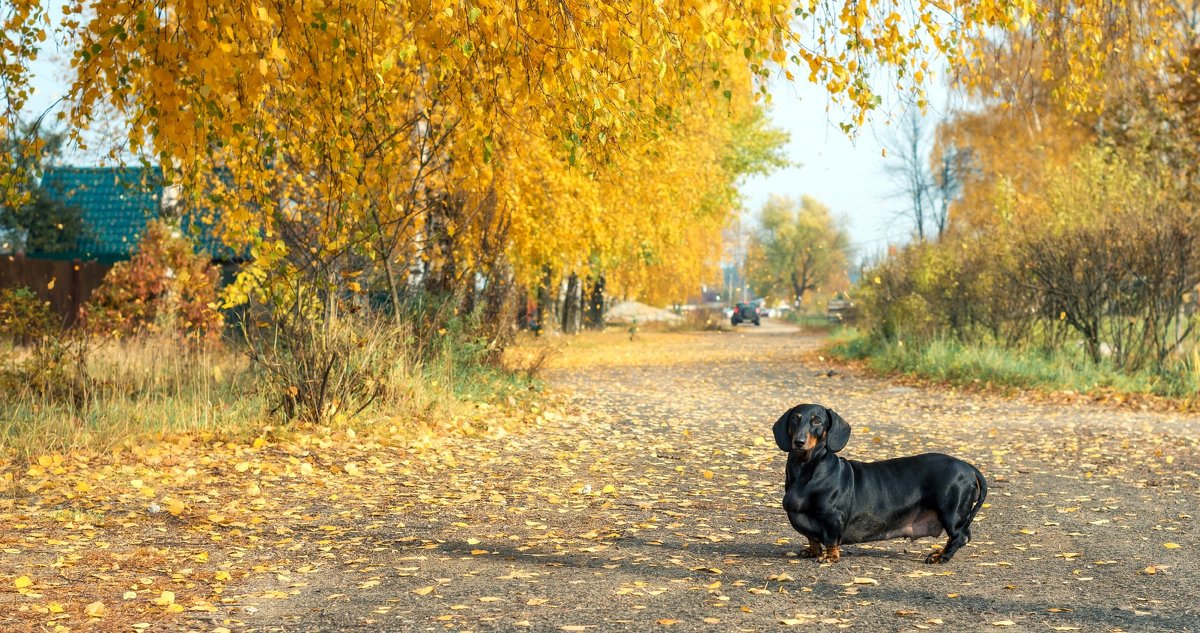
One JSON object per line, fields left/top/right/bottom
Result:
{"left": 677, "top": 306, "right": 726, "bottom": 331}
{"left": 0, "top": 286, "right": 93, "bottom": 409}
{"left": 1020, "top": 148, "right": 1200, "bottom": 370}
{"left": 86, "top": 218, "right": 224, "bottom": 344}
{"left": 852, "top": 144, "right": 1200, "bottom": 398}
{"left": 235, "top": 271, "right": 528, "bottom": 425}
{"left": 0, "top": 286, "right": 57, "bottom": 343}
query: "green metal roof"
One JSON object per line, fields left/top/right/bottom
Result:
{"left": 38, "top": 166, "right": 161, "bottom": 262}
{"left": 36, "top": 166, "right": 237, "bottom": 263}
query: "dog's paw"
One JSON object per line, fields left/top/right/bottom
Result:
{"left": 817, "top": 545, "right": 841, "bottom": 563}
{"left": 800, "top": 547, "right": 821, "bottom": 559}
{"left": 923, "top": 551, "right": 946, "bottom": 564}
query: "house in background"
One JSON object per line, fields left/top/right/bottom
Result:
{"left": 37, "top": 166, "right": 232, "bottom": 263}
{"left": 0, "top": 166, "right": 238, "bottom": 323}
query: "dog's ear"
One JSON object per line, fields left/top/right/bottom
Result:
{"left": 772, "top": 408, "right": 795, "bottom": 452}
{"left": 824, "top": 407, "right": 851, "bottom": 453}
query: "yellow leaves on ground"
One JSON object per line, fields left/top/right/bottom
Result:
{"left": 3, "top": 331, "right": 1197, "bottom": 630}
{"left": 163, "top": 497, "right": 186, "bottom": 516}
{"left": 0, "top": 394, "right": 544, "bottom": 630}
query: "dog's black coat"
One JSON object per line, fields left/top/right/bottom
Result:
{"left": 773, "top": 403, "right": 987, "bottom": 563}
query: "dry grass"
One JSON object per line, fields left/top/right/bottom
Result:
{"left": 0, "top": 337, "right": 266, "bottom": 460}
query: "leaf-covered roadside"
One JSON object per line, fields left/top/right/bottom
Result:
{"left": 0, "top": 394, "right": 552, "bottom": 632}
{"left": 4, "top": 329, "right": 1199, "bottom": 632}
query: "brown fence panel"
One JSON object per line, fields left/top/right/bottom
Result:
{"left": 0, "top": 255, "right": 112, "bottom": 326}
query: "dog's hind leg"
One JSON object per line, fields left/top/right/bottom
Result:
{"left": 925, "top": 477, "right": 979, "bottom": 564}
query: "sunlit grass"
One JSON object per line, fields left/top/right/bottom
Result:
{"left": 0, "top": 337, "right": 266, "bottom": 460}
{"left": 1, "top": 328, "right": 542, "bottom": 460}
{"left": 828, "top": 328, "right": 1200, "bottom": 401}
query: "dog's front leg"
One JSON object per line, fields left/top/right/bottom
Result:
{"left": 813, "top": 511, "right": 846, "bottom": 564}
{"left": 801, "top": 536, "right": 822, "bottom": 558}
{"left": 818, "top": 542, "right": 841, "bottom": 563}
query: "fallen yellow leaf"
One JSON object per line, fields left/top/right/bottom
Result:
{"left": 84, "top": 601, "right": 106, "bottom": 618}
{"left": 164, "top": 498, "right": 186, "bottom": 516}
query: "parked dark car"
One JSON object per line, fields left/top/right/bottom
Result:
{"left": 731, "top": 301, "right": 761, "bottom": 326}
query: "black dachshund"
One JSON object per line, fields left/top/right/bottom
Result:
{"left": 773, "top": 404, "right": 987, "bottom": 563}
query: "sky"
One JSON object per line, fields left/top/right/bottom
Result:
{"left": 737, "top": 77, "right": 951, "bottom": 263}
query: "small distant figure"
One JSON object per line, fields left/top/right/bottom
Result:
{"left": 628, "top": 317, "right": 638, "bottom": 341}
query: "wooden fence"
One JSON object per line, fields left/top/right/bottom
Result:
{"left": 0, "top": 255, "right": 112, "bottom": 326}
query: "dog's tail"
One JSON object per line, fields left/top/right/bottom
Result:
{"left": 963, "top": 467, "right": 988, "bottom": 539}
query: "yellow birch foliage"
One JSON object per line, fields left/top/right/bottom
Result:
{"left": 1, "top": 0, "right": 47, "bottom": 206}
{"left": 500, "top": 74, "right": 750, "bottom": 303}
{"left": 26, "top": 0, "right": 1185, "bottom": 306}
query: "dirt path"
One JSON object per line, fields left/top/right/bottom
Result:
{"left": 228, "top": 328, "right": 1200, "bottom": 632}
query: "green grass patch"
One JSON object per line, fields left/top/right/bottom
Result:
{"left": 828, "top": 329, "right": 1200, "bottom": 400}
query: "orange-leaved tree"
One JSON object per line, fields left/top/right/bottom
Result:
{"left": 85, "top": 219, "right": 224, "bottom": 344}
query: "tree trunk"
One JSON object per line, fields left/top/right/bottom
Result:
{"left": 584, "top": 274, "right": 606, "bottom": 329}
{"left": 561, "top": 272, "right": 580, "bottom": 334}
{"left": 535, "top": 266, "right": 554, "bottom": 335}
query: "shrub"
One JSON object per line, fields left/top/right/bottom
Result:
{"left": 85, "top": 219, "right": 224, "bottom": 343}
{"left": 0, "top": 286, "right": 57, "bottom": 343}
{"left": 0, "top": 286, "right": 93, "bottom": 410}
